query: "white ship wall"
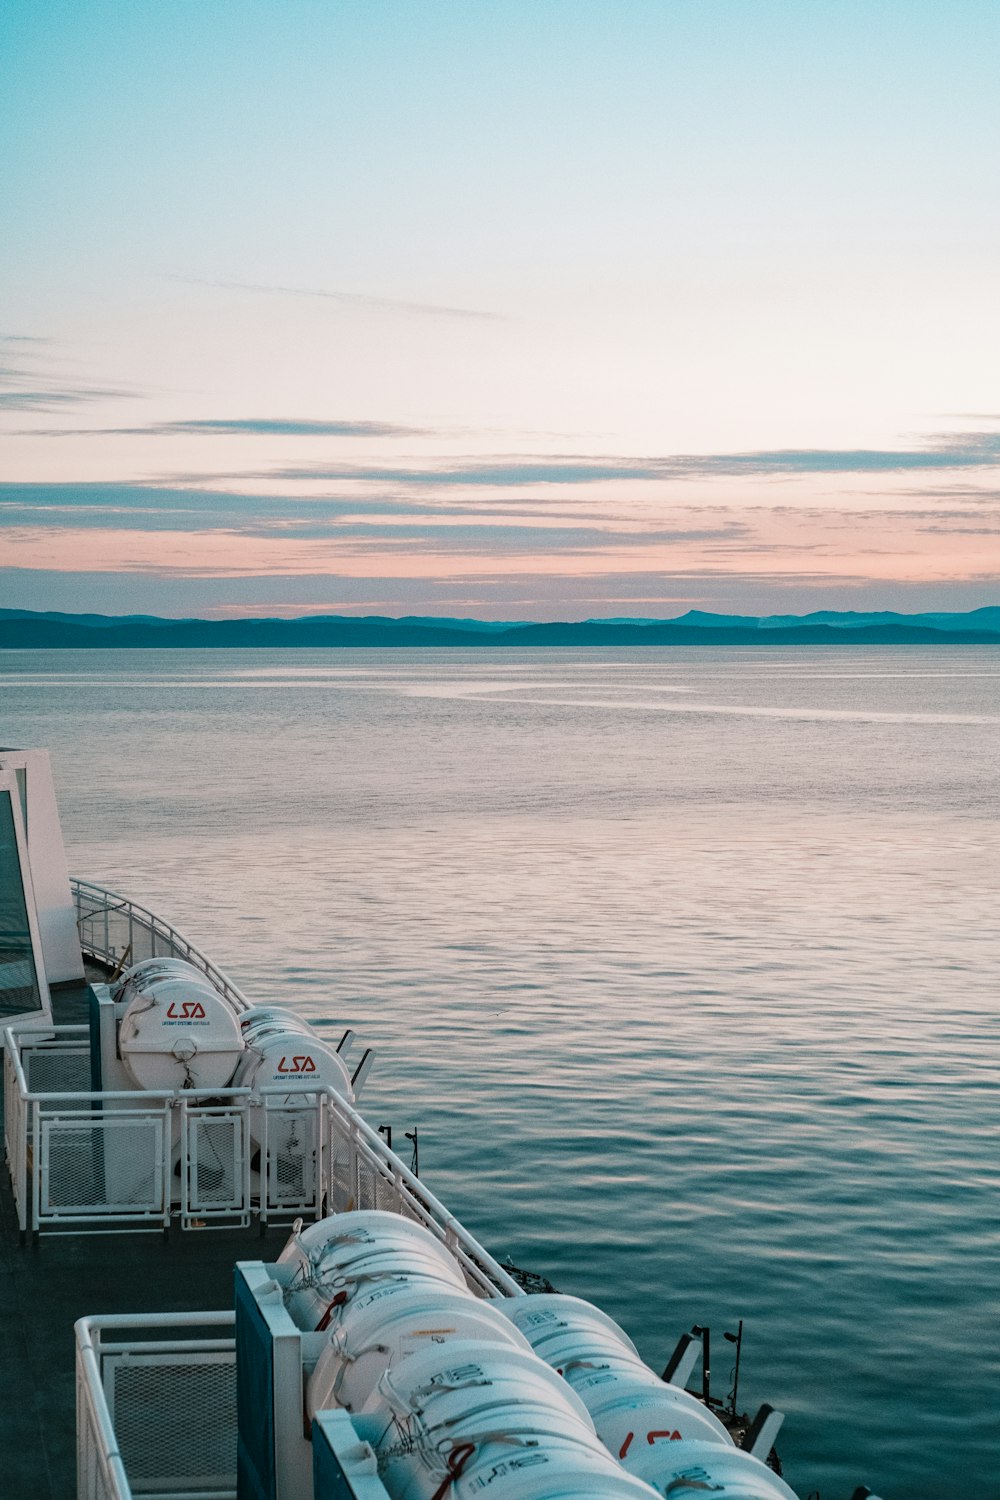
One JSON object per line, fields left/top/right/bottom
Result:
{"left": 0, "top": 748, "right": 84, "bottom": 983}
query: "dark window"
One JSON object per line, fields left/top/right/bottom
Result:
{"left": 0, "top": 788, "right": 43, "bottom": 1017}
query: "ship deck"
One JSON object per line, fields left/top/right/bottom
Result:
{"left": 0, "top": 974, "right": 290, "bottom": 1500}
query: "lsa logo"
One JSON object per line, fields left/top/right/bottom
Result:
{"left": 277, "top": 1055, "right": 317, "bottom": 1074}
{"left": 166, "top": 1001, "right": 207, "bottom": 1020}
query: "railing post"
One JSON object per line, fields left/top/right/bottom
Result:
{"left": 163, "top": 1100, "right": 173, "bottom": 1233}
{"left": 16, "top": 1082, "right": 28, "bottom": 1240}
{"left": 316, "top": 1093, "right": 326, "bottom": 1218}
{"left": 175, "top": 1098, "right": 186, "bottom": 1227}
{"left": 242, "top": 1097, "right": 252, "bottom": 1224}
{"left": 350, "top": 1118, "right": 360, "bottom": 1211}
{"left": 31, "top": 1097, "right": 41, "bottom": 1237}
{"left": 259, "top": 1096, "right": 269, "bottom": 1234}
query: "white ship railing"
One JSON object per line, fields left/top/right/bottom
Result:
{"left": 326, "top": 1081, "right": 522, "bottom": 1295}
{"left": 76, "top": 1311, "right": 236, "bottom": 1500}
{"left": 72, "top": 877, "right": 251, "bottom": 1013}
{"left": 2, "top": 1024, "right": 520, "bottom": 1295}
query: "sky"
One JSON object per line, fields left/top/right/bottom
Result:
{"left": 2, "top": 0, "right": 999, "bottom": 620}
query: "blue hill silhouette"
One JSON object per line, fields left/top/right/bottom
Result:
{"left": 2, "top": 607, "right": 999, "bottom": 647}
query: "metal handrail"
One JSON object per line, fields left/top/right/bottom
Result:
{"left": 4, "top": 1025, "right": 522, "bottom": 1293}
{"left": 3, "top": 1024, "right": 259, "bottom": 1105}
{"left": 76, "top": 1322, "right": 132, "bottom": 1500}
{"left": 76, "top": 1313, "right": 237, "bottom": 1500}
{"left": 71, "top": 877, "right": 252, "bottom": 1012}
{"left": 324, "top": 1085, "right": 522, "bottom": 1296}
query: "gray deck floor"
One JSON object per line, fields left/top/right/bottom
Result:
{"left": 0, "top": 976, "right": 290, "bottom": 1500}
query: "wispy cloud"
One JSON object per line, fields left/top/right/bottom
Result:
{"left": 169, "top": 274, "right": 506, "bottom": 323}
{"left": 222, "top": 521, "right": 752, "bottom": 554}
{"left": 268, "top": 460, "right": 660, "bottom": 486}
{"left": 0, "top": 481, "right": 749, "bottom": 554}
{"left": 681, "top": 432, "right": 1000, "bottom": 476}
{"left": 222, "top": 432, "right": 1000, "bottom": 489}
{"left": 0, "top": 335, "right": 139, "bottom": 412}
{"left": 0, "top": 388, "right": 136, "bottom": 412}
{"left": 25, "top": 416, "right": 420, "bottom": 438}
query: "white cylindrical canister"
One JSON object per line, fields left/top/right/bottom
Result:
{"left": 367, "top": 1339, "right": 618, "bottom": 1500}
{"left": 624, "top": 1437, "right": 799, "bottom": 1500}
{"left": 231, "top": 1020, "right": 354, "bottom": 1104}
{"left": 569, "top": 1363, "right": 734, "bottom": 1456}
{"left": 239, "top": 1005, "right": 314, "bottom": 1037}
{"left": 498, "top": 1294, "right": 644, "bottom": 1369}
{"left": 498, "top": 1294, "right": 732, "bottom": 1453}
{"left": 117, "top": 961, "right": 245, "bottom": 1091}
{"left": 307, "top": 1283, "right": 532, "bottom": 1416}
{"left": 277, "top": 1211, "right": 469, "bottom": 1330}
{"left": 112, "top": 956, "right": 206, "bottom": 1003}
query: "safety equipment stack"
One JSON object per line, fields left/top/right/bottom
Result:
{"left": 234, "top": 1210, "right": 800, "bottom": 1500}
{"left": 93, "top": 956, "right": 365, "bottom": 1101}
{"left": 499, "top": 1296, "right": 798, "bottom": 1500}
{"left": 83, "top": 957, "right": 371, "bottom": 1217}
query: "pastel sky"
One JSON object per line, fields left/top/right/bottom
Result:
{"left": 2, "top": 0, "right": 999, "bottom": 619}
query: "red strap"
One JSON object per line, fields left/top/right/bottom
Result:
{"left": 429, "top": 1442, "right": 476, "bottom": 1500}
{"left": 315, "top": 1290, "right": 348, "bottom": 1331}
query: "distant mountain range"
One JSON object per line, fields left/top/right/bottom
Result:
{"left": 1, "top": 606, "right": 999, "bottom": 648}
{"left": 655, "top": 607, "right": 1000, "bottom": 632}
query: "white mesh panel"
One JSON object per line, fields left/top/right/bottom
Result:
{"left": 40, "top": 1114, "right": 164, "bottom": 1216}
{"left": 107, "top": 1353, "right": 236, "bottom": 1494}
{"left": 263, "top": 1103, "right": 321, "bottom": 1214}
{"left": 186, "top": 1114, "right": 244, "bottom": 1213}
{"left": 25, "top": 1046, "right": 92, "bottom": 1093}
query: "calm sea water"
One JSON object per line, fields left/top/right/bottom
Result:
{"left": 4, "top": 645, "right": 999, "bottom": 1499}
